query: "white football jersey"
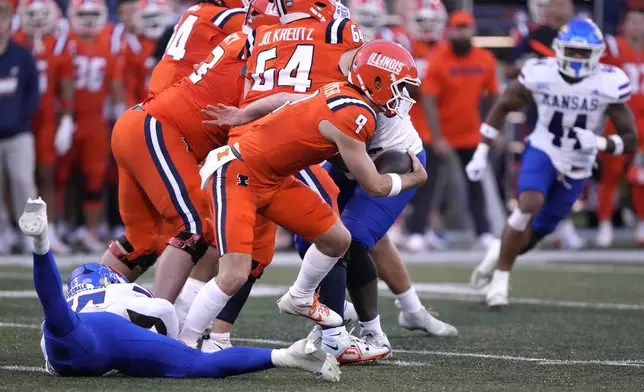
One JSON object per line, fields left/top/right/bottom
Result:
{"left": 42, "top": 283, "right": 179, "bottom": 374}
{"left": 519, "top": 57, "right": 631, "bottom": 179}
{"left": 367, "top": 91, "right": 423, "bottom": 157}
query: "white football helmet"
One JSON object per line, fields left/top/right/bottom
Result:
{"left": 408, "top": 0, "right": 447, "bottom": 42}
{"left": 17, "top": 0, "right": 59, "bottom": 36}
{"left": 68, "top": 0, "right": 107, "bottom": 36}
{"left": 134, "top": 0, "right": 172, "bottom": 40}
{"left": 349, "top": 0, "right": 385, "bottom": 41}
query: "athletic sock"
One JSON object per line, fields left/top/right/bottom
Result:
{"left": 317, "top": 262, "right": 347, "bottom": 318}
{"left": 395, "top": 287, "right": 424, "bottom": 313}
{"left": 179, "top": 279, "right": 231, "bottom": 343}
{"left": 174, "top": 277, "right": 205, "bottom": 329}
{"left": 359, "top": 314, "right": 383, "bottom": 336}
{"left": 291, "top": 244, "right": 340, "bottom": 299}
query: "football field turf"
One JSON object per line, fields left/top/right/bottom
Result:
{"left": 1, "top": 253, "right": 644, "bottom": 391}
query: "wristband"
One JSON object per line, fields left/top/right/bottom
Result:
{"left": 387, "top": 173, "right": 402, "bottom": 197}
{"left": 608, "top": 135, "right": 624, "bottom": 155}
{"left": 480, "top": 123, "right": 500, "bottom": 140}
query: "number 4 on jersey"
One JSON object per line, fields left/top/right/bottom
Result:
{"left": 548, "top": 110, "right": 586, "bottom": 150}
{"left": 165, "top": 14, "right": 198, "bottom": 61}
{"left": 252, "top": 45, "right": 314, "bottom": 93}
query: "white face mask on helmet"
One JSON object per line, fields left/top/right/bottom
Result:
{"left": 135, "top": 2, "right": 171, "bottom": 40}
{"left": 408, "top": 0, "right": 447, "bottom": 42}
{"left": 18, "top": 0, "right": 59, "bottom": 36}
{"left": 553, "top": 19, "right": 605, "bottom": 80}
{"left": 69, "top": 0, "right": 107, "bottom": 37}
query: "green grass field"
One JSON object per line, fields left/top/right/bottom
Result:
{"left": 1, "top": 256, "right": 644, "bottom": 392}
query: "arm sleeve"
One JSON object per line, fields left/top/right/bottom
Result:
{"left": 21, "top": 49, "right": 41, "bottom": 121}
{"left": 125, "top": 297, "right": 180, "bottom": 339}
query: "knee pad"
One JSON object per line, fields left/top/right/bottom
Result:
{"left": 507, "top": 209, "right": 532, "bottom": 231}
{"left": 108, "top": 236, "right": 158, "bottom": 273}
{"left": 345, "top": 241, "right": 377, "bottom": 288}
{"left": 167, "top": 232, "right": 209, "bottom": 264}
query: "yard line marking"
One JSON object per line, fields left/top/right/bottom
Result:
{"left": 0, "top": 365, "right": 45, "bottom": 373}
{"left": 396, "top": 350, "right": 644, "bottom": 367}
{"left": 384, "top": 360, "right": 426, "bottom": 367}
{"left": 0, "top": 322, "right": 40, "bottom": 329}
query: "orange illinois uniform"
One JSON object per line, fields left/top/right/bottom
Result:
{"left": 57, "top": 26, "right": 125, "bottom": 202}
{"left": 123, "top": 32, "right": 157, "bottom": 105}
{"left": 207, "top": 81, "right": 376, "bottom": 257}
{"left": 241, "top": 17, "right": 364, "bottom": 108}
{"left": 13, "top": 29, "right": 73, "bottom": 166}
{"left": 110, "top": 32, "right": 247, "bottom": 259}
{"left": 147, "top": 4, "right": 245, "bottom": 96}
{"left": 597, "top": 35, "right": 644, "bottom": 221}
{"left": 422, "top": 42, "right": 499, "bottom": 149}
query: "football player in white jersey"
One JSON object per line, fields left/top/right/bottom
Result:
{"left": 465, "top": 18, "right": 638, "bottom": 307}
{"left": 19, "top": 197, "right": 340, "bottom": 380}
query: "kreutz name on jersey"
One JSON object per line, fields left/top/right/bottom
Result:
{"left": 258, "top": 27, "right": 314, "bottom": 45}
{"left": 540, "top": 93, "right": 600, "bottom": 112}
{"left": 366, "top": 53, "right": 404, "bottom": 75}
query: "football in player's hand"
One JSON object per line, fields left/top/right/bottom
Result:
{"left": 374, "top": 150, "right": 413, "bottom": 174}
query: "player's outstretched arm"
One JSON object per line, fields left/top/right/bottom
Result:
{"left": 606, "top": 103, "right": 638, "bottom": 154}
{"left": 466, "top": 80, "right": 533, "bottom": 181}
{"left": 202, "top": 92, "right": 307, "bottom": 126}
{"left": 320, "top": 120, "right": 427, "bottom": 197}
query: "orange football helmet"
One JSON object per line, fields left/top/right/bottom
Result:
{"left": 135, "top": 0, "right": 172, "bottom": 40}
{"left": 68, "top": 0, "right": 107, "bottom": 36}
{"left": 17, "top": 0, "right": 59, "bottom": 35}
{"left": 273, "top": 0, "right": 336, "bottom": 23}
{"left": 408, "top": 0, "right": 446, "bottom": 42}
{"left": 348, "top": 39, "right": 420, "bottom": 117}
{"left": 243, "top": 0, "right": 280, "bottom": 33}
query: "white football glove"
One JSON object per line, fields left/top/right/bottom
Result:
{"left": 465, "top": 143, "right": 490, "bottom": 182}
{"left": 54, "top": 114, "right": 75, "bottom": 156}
{"left": 573, "top": 127, "right": 599, "bottom": 152}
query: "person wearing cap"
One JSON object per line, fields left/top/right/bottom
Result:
{"left": 0, "top": 0, "right": 40, "bottom": 254}
{"left": 421, "top": 10, "right": 499, "bottom": 248}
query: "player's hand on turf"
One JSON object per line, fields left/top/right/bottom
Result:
{"left": 202, "top": 104, "right": 243, "bottom": 127}
{"left": 573, "top": 127, "right": 599, "bottom": 152}
{"left": 405, "top": 151, "right": 427, "bottom": 186}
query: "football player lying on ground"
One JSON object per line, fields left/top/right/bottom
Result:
{"left": 19, "top": 197, "right": 340, "bottom": 380}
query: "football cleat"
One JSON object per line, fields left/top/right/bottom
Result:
{"left": 19, "top": 197, "right": 48, "bottom": 237}
{"left": 360, "top": 330, "right": 392, "bottom": 358}
{"left": 320, "top": 328, "right": 390, "bottom": 364}
{"left": 277, "top": 290, "right": 343, "bottom": 327}
{"left": 200, "top": 333, "right": 232, "bottom": 353}
{"left": 343, "top": 301, "right": 358, "bottom": 326}
{"left": 595, "top": 220, "right": 613, "bottom": 248}
{"left": 470, "top": 238, "right": 501, "bottom": 289}
{"left": 485, "top": 270, "right": 510, "bottom": 308}
{"left": 271, "top": 334, "right": 341, "bottom": 382}
{"left": 398, "top": 307, "right": 458, "bottom": 337}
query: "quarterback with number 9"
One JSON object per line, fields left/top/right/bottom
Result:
{"left": 464, "top": 18, "right": 638, "bottom": 307}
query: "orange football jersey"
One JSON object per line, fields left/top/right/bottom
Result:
{"left": 147, "top": 4, "right": 245, "bottom": 96}
{"left": 143, "top": 31, "right": 246, "bottom": 162}
{"left": 604, "top": 35, "right": 644, "bottom": 141}
{"left": 123, "top": 34, "right": 157, "bottom": 105}
{"left": 13, "top": 30, "right": 74, "bottom": 119}
{"left": 68, "top": 25, "right": 125, "bottom": 128}
{"left": 236, "top": 81, "right": 377, "bottom": 179}
{"left": 409, "top": 39, "right": 437, "bottom": 144}
{"left": 242, "top": 17, "right": 364, "bottom": 106}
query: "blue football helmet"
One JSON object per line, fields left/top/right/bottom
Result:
{"left": 553, "top": 18, "right": 605, "bottom": 79}
{"left": 67, "top": 263, "right": 128, "bottom": 297}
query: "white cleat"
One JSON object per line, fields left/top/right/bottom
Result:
{"left": 425, "top": 230, "right": 448, "bottom": 250}
{"left": 473, "top": 232, "right": 497, "bottom": 250}
{"left": 360, "top": 330, "right": 392, "bottom": 358}
{"left": 404, "top": 233, "right": 426, "bottom": 253}
{"left": 485, "top": 270, "right": 510, "bottom": 308}
{"left": 398, "top": 307, "right": 458, "bottom": 337}
{"left": 200, "top": 334, "right": 232, "bottom": 353}
{"left": 555, "top": 219, "right": 585, "bottom": 250}
{"left": 19, "top": 198, "right": 48, "bottom": 237}
{"left": 470, "top": 238, "right": 501, "bottom": 289}
{"left": 595, "top": 220, "right": 614, "bottom": 248}
{"left": 272, "top": 334, "right": 341, "bottom": 382}
{"left": 319, "top": 328, "right": 390, "bottom": 364}
{"left": 277, "top": 290, "right": 343, "bottom": 327}
{"left": 343, "top": 301, "right": 358, "bottom": 326}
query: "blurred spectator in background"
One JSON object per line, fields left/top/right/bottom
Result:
{"left": 0, "top": 0, "right": 40, "bottom": 254}
{"left": 597, "top": 7, "right": 644, "bottom": 247}
{"left": 13, "top": 0, "right": 74, "bottom": 254}
{"left": 399, "top": 0, "right": 450, "bottom": 252}
{"left": 421, "top": 10, "right": 499, "bottom": 249}
{"left": 511, "top": 0, "right": 548, "bottom": 45}
{"left": 349, "top": 0, "right": 385, "bottom": 41}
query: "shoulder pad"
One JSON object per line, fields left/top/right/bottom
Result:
{"left": 597, "top": 64, "right": 631, "bottom": 102}
{"left": 518, "top": 57, "right": 555, "bottom": 91}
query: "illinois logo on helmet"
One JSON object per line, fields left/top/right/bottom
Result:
{"left": 243, "top": 0, "right": 280, "bottom": 33}
{"left": 273, "top": 0, "right": 336, "bottom": 23}
{"left": 135, "top": 0, "right": 172, "bottom": 40}
{"left": 348, "top": 39, "right": 420, "bottom": 118}
{"left": 17, "top": 0, "right": 60, "bottom": 36}
{"left": 407, "top": 0, "right": 446, "bottom": 42}
{"left": 68, "top": 0, "right": 107, "bottom": 37}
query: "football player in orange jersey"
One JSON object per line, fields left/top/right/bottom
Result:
{"left": 13, "top": 0, "right": 74, "bottom": 253}
{"left": 597, "top": 8, "right": 644, "bottom": 247}
{"left": 104, "top": 0, "right": 284, "bottom": 309}
{"left": 57, "top": 0, "right": 126, "bottom": 252}
{"left": 179, "top": 39, "right": 427, "bottom": 347}
{"left": 147, "top": 0, "right": 247, "bottom": 97}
